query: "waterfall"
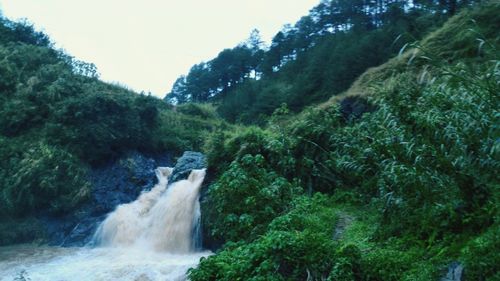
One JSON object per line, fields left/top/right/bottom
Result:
{"left": 0, "top": 166, "right": 210, "bottom": 281}
{"left": 93, "top": 167, "right": 206, "bottom": 253}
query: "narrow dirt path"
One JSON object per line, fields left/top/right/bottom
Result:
{"left": 333, "top": 212, "right": 354, "bottom": 241}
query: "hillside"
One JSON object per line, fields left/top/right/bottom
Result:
{"left": 165, "top": 0, "right": 486, "bottom": 125}
{"left": 189, "top": 2, "right": 499, "bottom": 280}
{"left": 0, "top": 15, "right": 221, "bottom": 244}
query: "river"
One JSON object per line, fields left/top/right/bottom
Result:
{"left": 0, "top": 245, "right": 210, "bottom": 281}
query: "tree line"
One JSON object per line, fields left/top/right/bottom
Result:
{"left": 165, "top": 0, "right": 481, "bottom": 107}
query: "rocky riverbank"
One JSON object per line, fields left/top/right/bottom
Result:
{"left": 41, "top": 151, "right": 206, "bottom": 247}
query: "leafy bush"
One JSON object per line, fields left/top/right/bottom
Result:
{"left": 202, "top": 154, "right": 302, "bottom": 243}
{"left": 47, "top": 91, "right": 158, "bottom": 164}
{"left": 0, "top": 139, "right": 90, "bottom": 216}
{"left": 176, "top": 103, "right": 218, "bottom": 120}
{"left": 153, "top": 108, "right": 218, "bottom": 154}
{"left": 461, "top": 225, "right": 500, "bottom": 280}
{"left": 361, "top": 247, "right": 416, "bottom": 281}
{"left": 192, "top": 195, "right": 349, "bottom": 281}
{"left": 0, "top": 17, "right": 51, "bottom": 47}
{"left": 204, "top": 126, "right": 279, "bottom": 176}
{"left": 191, "top": 230, "right": 338, "bottom": 281}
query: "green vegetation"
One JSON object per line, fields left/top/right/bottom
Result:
{"left": 203, "top": 154, "right": 302, "bottom": 243}
{"left": 192, "top": 195, "right": 341, "bottom": 281}
{"left": 0, "top": 14, "right": 220, "bottom": 242}
{"left": 190, "top": 2, "right": 500, "bottom": 280}
{"left": 166, "top": 0, "right": 483, "bottom": 125}
{"left": 0, "top": 0, "right": 498, "bottom": 280}
{"left": 0, "top": 139, "right": 90, "bottom": 216}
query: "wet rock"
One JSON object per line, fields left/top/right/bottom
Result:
{"left": 441, "top": 262, "right": 463, "bottom": 281}
{"left": 41, "top": 150, "right": 208, "bottom": 247}
{"left": 42, "top": 151, "right": 172, "bottom": 246}
{"left": 90, "top": 152, "right": 161, "bottom": 215}
{"left": 169, "top": 151, "right": 207, "bottom": 184}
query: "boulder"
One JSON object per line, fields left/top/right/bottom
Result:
{"left": 169, "top": 151, "right": 207, "bottom": 184}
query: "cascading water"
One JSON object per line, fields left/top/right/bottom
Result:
{"left": 0, "top": 168, "right": 210, "bottom": 281}
{"left": 94, "top": 167, "right": 206, "bottom": 253}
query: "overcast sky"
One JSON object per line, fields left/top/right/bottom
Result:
{"left": 0, "top": 0, "right": 319, "bottom": 97}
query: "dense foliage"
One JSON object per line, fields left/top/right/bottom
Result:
{"left": 0, "top": 139, "right": 90, "bottom": 216}
{"left": 193, "top": 3, "right": 499, "bottom": 280}
{"left": 166, "top": 0, "right": 482, "bottom": 124}
{"left": 203, "top": 154, "right": 302, "bottom": 243}
{"left": 0, "top": 15, "right": 219, "bottom": 236}
{"left": 192, "top": 195, "right": 342, "bottom": 281}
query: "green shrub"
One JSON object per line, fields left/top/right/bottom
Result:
{"left": 48, "top": 91, "right": 159, "bottom": 164}
{"left": 202, "top": 154, "right": 302, "bottom": 243}
{"left": 360, "top": 246, "right": 417, "bottom": 281}
{"left": 461, "top": 225, "right": 500, "bottom": 280}
{"left": 204, "top": 126, "right": 277, "bottom": 176}
{"left": 191, "top": 230, "right": 336, "bottom": 281}
{"left": 192, "top": 195, "right": 348, "bottom": 281}
{"left": 153, "top": 108, "right": 218, "bottom": 154}
{"left": 0, "top": 140, "right": 90, "bottom": 216}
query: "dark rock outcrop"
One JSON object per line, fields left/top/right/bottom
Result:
{"left": 169, "top": 151, "right": 207, "bottom": 183}
{"left": 41, "top": 150, "right": 208, "bottom": 247}
{"left": 340, "top": 96, "right": 375, "bottom": 121}
{"left": 42, "top": 152, "right": 172, "bottom": 246}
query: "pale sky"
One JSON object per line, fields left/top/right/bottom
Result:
{"left": 0, "top": 0, "right": 319, "bottom": 97}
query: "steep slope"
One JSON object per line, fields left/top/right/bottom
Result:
{"left": 166, "top": 0, "right": 485, "bottom": 125}
{"left": 0, "top": 16, "right": 221, "bottom": 244}
{"left": 325, "top": 1, "right": 500, "bottom": 104}
{"left": 192, "top": 3, "right": 499, "bottom": 280}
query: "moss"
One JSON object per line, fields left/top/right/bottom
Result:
{"left": 0, "top": 218, "right": 45, "bottom": 246}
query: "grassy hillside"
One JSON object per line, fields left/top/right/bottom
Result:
{"left": 0, "top": 16, "right": 222, "bottom": 243}
{"left": 192, "top": 3, "right": 499, "bottom": 280}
